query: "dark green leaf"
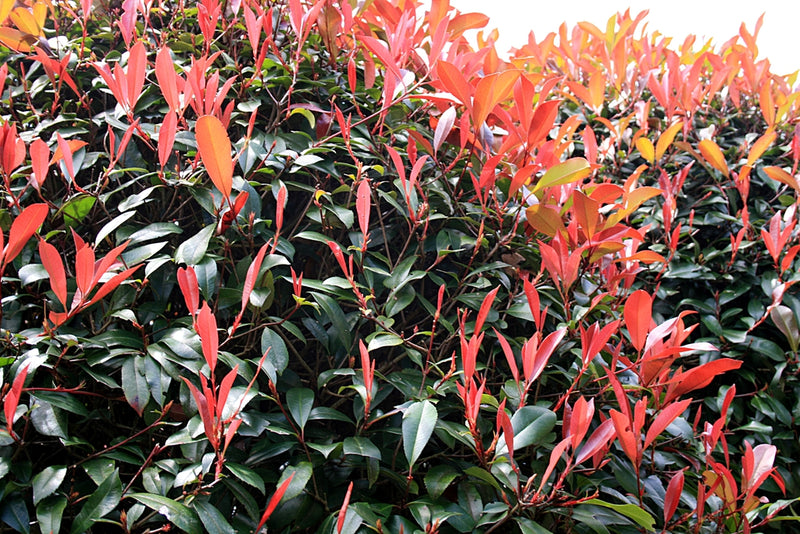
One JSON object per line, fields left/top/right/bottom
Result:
{"left": 70, "top": 469, "right": 122, "bottom": 534}
{"left": 127, "top": 493, "right": 202, "bottom": 534}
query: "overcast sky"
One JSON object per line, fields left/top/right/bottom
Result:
{"left": 447, "top": 0, "right": 800, "bottom": 76}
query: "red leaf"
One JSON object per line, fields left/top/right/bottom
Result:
{"left": 644, "top": 398, "right": 691, "bottom": 449}
{"left": 610, "top": 409, "right": 639, "bottom": 466}
{"left": 474, "top": 286, "right": 499, "bottom": 334}
{"left": 74, "top": 245, "right": 95, "bottom": 297}
{"left": 574, "top": 418, "right": 616, "bottom": 465}
{"left": 625, "top": 290, "right": 652, "bottom": 352}
{"left": 196, "top": 115, "right": 233, "bottom": 203}
{"left": 496, "top": 398, "right": 514, "bottom": 460}
{"left": 158, "top": 110, "right": 177, "bottom": 169}
{"left": 538, "top": 437, "right": 570, "bottom": 493}
{"left": 664, "top": 359, "right": 743, "bottom": 404}
{"left": 664, "top": 469, "right": 685, "bottom": 523}
{"left": 337, "top": 480, "right": 354, "bottom": 534}
{"left": 177, "top": 266, "right": 200, "bottom": 318}
{"left": 356, "top": 179, "right": 370, "bottom": 244}
{"left": 85, "top": 265, "right": 141, "bottom": 308}
{"left": 525, "top": 328, "right": 565, "bottom": 383}
{"left": 156, "top": 46, "right": 180, "bottom": 111}
{"left": 181, "top": 376, "right": 216, "bottom": 450}
{"left": 435, "top": 61, "right": 472, "bottom": 110}
{"left": 239, "top": 243, "right": 269, "bottom": 319}
{"left": 216, "top": 365, "right": 239, "bottom": 421}
{"left": 29, "top": 139, "right": 49, "bottom": 190}
{"left": 573, "top": 189, "right": 599, "bottom": 240}
{"left": 38, "top": 239, "right": 67, "bottom": 309}
{"left": 256, "top": 473, "right": 296, "bottom": 532}
{"left": 4, "top": 362, "right": 29, "bottom": 436}
{"left": 126, "top": 40, "right": 146, "bottom": 112}
{"left": 3, "top": 203, "right": 48, "bottom": 268}
{"left": 568, "top": 396, "right": 594, "bottom": 450}
{"left": 528, "top": 100, "right": 560, "bottom": 148}
{"left": 275, "top": 184, "right": 287, "bottom": 236}
{"left": 359, "top": 339, "right": 373, "bottom": 396}
{"left": 493, "top": 329, "right": 519, "bottom": 385}
{"left": 196, "top": 302, "right": 218, "bottom": 372}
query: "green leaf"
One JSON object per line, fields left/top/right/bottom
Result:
{"left": 1, "top": 496, "right": 29, "bottom": 534}
{"left": 515, "top": 517, "right": 554, "bottom": 534}
{"left": 495, "top": 406, "right": 556, "bottom": 455}
{"left": 260, "top": 327, "right": 289, "bottom": 383}
{"left": 311, "top": 292, "right": 353, "bottom": 349}
{"left": 70, "top": 469, "right": 123, "bottom": 534}
{"left": 36, "top": 495, "right": 67, "bottom": 534}
{"left": 367, "top": 332, "right": 404, "bottom": 352}
{"left": 582, "top": 499, "right": 656, "bottom": 531}
{"left": 126, "top": 222, "right": 183, "bottom": 244}
{"left": 276, "top": 462, "right": 313, "bottom": 503}
{"left": 531, "top": 158, "right": 591, "bottom": 195}
{"left": 33, "top": 466, "right": 67, "bottom": 506}
{"left": 95, "top": 210, "right": 137, "bottom": 245}
{"left": 403, "top": 400, "right": 438, "bottom": 469}
{"left": 127, "top": 493, "right": 202, "bottom": 534}
{"left": 30, "top": 400, "right": 67, "bottom": 439}
{"left": 225, "top": 463, "right": 265, "bottom": 494}
{"left": 343, "top": 437, "right": 382, "bottom": 460}
{"left": 424, "top": 464, "right": 460, "bottom": 500}
{"left": 62, "top": 195, "right": 96, "bottom": 228}
{"left": 121, "top": 357, "right": 149, "bottom": 417}
{"left": 286, "top": 388, "right": 314, "bottom": 431}
{"left": 174, "top": 224, "right": 215, "bottom": 266}
{"left": 191, "top": 499, "right": 235, "bottom": 534}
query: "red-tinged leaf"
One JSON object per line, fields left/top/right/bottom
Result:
{"left": 617, "top": 250, "right": 666, "bottom": 264}
{"left": 256, "top": 473, "right": 296, "bottom": 532}
{"left": 88, "top": 242, "right": 129, "bottom": 291}
{"left": 496, "top": 399, "right": 514, "bottom": 461}
{"left": 472, "top": 70, "right": 519, "bottom": 132}
{"left": 240, "top": 243, "right": 269, "bottom": 316}
{"left": 359, "top": 339, "right": 373, "bottom": 395}
{"left": 275, "top": 184, "right": 287, "bottom": 236}
{"left": 747, "top": 130, "right": 776, "bottom": 166}
{"left": 575, "top": 418, "right": 616, "bottom": 465}
{"left": 763, "top": 166, "right": 800, "bottom": 194}
{"left": 525, "top": 204, "right": 565, "bottom": 238}
{"left": 158, "top": 110, "right": 177, "bottom": 168}
{"left": 1, "top": 123, "right": 24, "bottom": 174}
{"left": 583, "top": 126, "right": 598, "bottom": 164}
{"left": 196, "top": 115, "right": 233, "bottom": 202}
{"left": 664, "top": 469, "right": 685, "bottom": 523}
{"left": 223, "top": 417, "right": 243, "bottom": 455}
{"left": 610, "top": 409, "right": 639, "bottom": 466}
{"left": 0, "top": 0, "right": 14, "bottom": 23}
{"left": 759, "top": 83, "right": 775, "bottom": 127}
{"left": 644, "top": 398, "right": 691, "bottom": 449}
{"left": 359, "top": 35, "right": 402, "bottom": 83}
{"left": 85, "top": 265, "right": 140, "bottom": 308}
{"left": 337, "top": 480, "right": 354, "bottom": 534}
{"left": 538, "top": 437, "right": 570, "bottom": 493}
{"left": 625, "top": 289, "right": 652, "bottom": 352}
{"left": 4, "top": 362, "right": 29, "bottom": 436}
{"left": 29, "top": 138, "right": 49, "bottom": 190}
{"left": 215, "top": 365, "right": 239, "bottom": 421}
{"left": 327, "top": 241, "right": 349, "bottom": 278}
{"left": 509, "top": 165, "right": 538, "bottom": 198}
{"left": 74, "top": 245, "right": 95, "bottom": 297}
{"left": 196, "top": 302, "right": 218, "bottom": 372}
{"left": 698, "top": 139, "right": 729, "bottom": 177}
{"left": 3, "top": 203, "right": 48, "bottom": 267}
{"left": 433, "top": 106, "right": 457, "bottom": 155}
{"left": 573, "top": 189, "right": 600, "bottom": 239}
{"left": 532, "top": 158, "right": 591, "bottom": 195}
{"left": 746, "top": 443, "right": 777, "bottom": 495}
{"left": 356, "top": 179, "right": 371, "bottom": 239}
{"left": 569, "top": 396, "right": 594, "bottom": 450}
{"left": 181, "top": 376, "right": 216, "bottom": 449}
{"left": 177, "top": 266, "right": 200, "bottom": 317}
{"left": 449, "top": 11, "right": 489, "bottom": 36}
{"left": 664, "top": 359, "right": 743, "bottom": 404}
{"left": 0, "top": 27, "right": 37, "bottom": 53}
{"left": 53, "top": 134, "right": 85, "bottom": 182}
{"left": 38, "top": 239, "right": 67, "bottom": 309}
{"left": 494, "top": 329, "right": 519, "bottom": 385}
{"left": 527, "top": 99, "right": 560, "bottom": 149}
{"left": 474, "top": 286, "right": 499, "bottom": 334}
{"left": 523, "top": 277, "right": 543, "bottom": 331}
{"left": 435, "top": 61, "right": 472, "bottom": 109}
{"left": 127, "top": 40, "right": 146, "bottom": 111}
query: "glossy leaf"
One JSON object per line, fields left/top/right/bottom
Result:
{"left": 196, "top": 115, "right": 233, "bottom": 202}
{"left": 403, "top": 400, "right": 437, "bottom": 470}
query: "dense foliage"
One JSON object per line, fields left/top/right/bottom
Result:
{"left": 0, "top": 0, "right": 799, "bottom": 532}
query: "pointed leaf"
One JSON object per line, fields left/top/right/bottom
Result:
{"left": 38, "top": 240, "right": 67, "bottom": 308}
{"left": 70, "top": 470, "right": 123, "bottom": 534}
{"left": 286, "top": 387, "right": 314, "bottom": 431}
{"left": 532, "top": 158, "right": 591, "bottom": 195}
{"left": 196, "top": 115, "right": 233, "bottom": 202}
{"left": 255, "top": 473, "right": 295, "bottom": 532}
{"left": 625, "top": 290, "right": 652, "bottom": 352}
{"left": 698, "top": 139, "right": 729, "bottom": 177}
{"left": 402, "top": 400, "right": 437, "bottom": 470}
{"left": 3, "top": 203, "right": 48, "bottom": 267}
{"left": 127, "top": 493, "right": 202, "bottom": 534}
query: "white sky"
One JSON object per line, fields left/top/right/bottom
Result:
{"left": 447, "top": 0, "right": 800, "bottom": 76}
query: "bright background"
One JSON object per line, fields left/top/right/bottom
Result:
{"left": 447, "top": 0, "right": 800, "bottom": 75}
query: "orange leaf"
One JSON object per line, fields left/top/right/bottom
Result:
{"left": 449, "top": 12, "right": 489, "bottom": 37}
{"left": 573, "top": 190, "right": 599, "bottom": 239}
{"left": 472, "top": 70, "right": 519, "bottom": 130}
{"left": 763, "top": 166, "right": 800, "bottom": 194}
{"left": 38, "top": 239, "right": 67, "bottom": 309}
{"left": 196, "top": 115, "right": 233, "bottom": 203}
{"left": 0, "top": 27, "right": 37, "bottom": 52}
{"left": 655, "top": 121, "right": 683, "bottom": 161}
{"left": 698, "top": 139, "right": 729, "bottom": 177}
{"left": 747, "top": 129, "right": 776, "bottom": 166}
{"left": 525, "top": 204, "right": 565, "bottom": 237}
{"left": 635, "top": 137, "right": 654, "bottom": 164}
{"left": 3, "top": 203, "right": 48, "bottom": 268}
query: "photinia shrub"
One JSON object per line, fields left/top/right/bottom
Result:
{"left": 0, "top": 0, "right": 798, "bottom": 532}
